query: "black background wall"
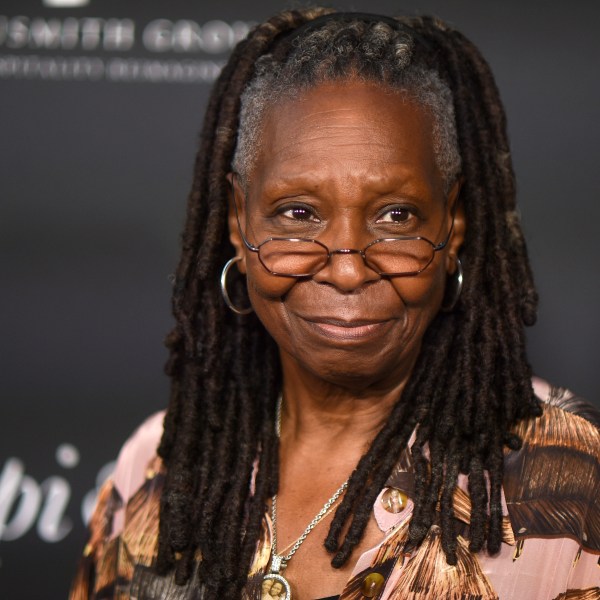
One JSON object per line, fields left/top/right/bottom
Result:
{"left": 1, "top": 1, "right": 598, "bottom": 598}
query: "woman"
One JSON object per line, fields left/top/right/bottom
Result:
{"left": 70, "top": 8, "right": 599, "bottom": 600}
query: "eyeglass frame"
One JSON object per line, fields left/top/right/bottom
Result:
{"left": 229, "top": 175, "right": 456, "bottom": 278}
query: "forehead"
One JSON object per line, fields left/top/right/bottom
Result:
{"left": 249, "top": 79, "right": 443, "bottom": 194}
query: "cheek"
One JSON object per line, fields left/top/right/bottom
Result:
{"left": 244, "top": 254, "right": 298, "bottom": 336}
{"left": 249, "top": 275, "right": 296, "bottom": 303}
{"left": 245, "top": 254, "right": 297, "bottom": 300}
{"left": 245, "top": 265, "right": 300, "bottom": 354}
{"left": 391, "top": 260, "right": 447, "bottom": 312}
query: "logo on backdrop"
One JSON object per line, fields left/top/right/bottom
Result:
{"left": 0, "top": 445, "right": 114, "bottom": 543}
{"left": 0, "top": 14, "right": 254, "bottom": 83}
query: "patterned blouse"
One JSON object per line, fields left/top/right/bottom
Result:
{"left": 70, "top": 378, "right": 600, "bottom": 599}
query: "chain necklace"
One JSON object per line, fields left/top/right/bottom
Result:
{"left": 263, "top": 396, "right": 350, "bottom": 600}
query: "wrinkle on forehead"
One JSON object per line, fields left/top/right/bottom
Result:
{"left": 250, "top": 82, "right": 442, "bottom": 196}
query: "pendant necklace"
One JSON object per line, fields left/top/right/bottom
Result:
{"left": 263, "top": 396, "right": 350, "bottom": 600}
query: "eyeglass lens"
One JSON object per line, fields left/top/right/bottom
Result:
{"left": 258, "top": 238, "right": 435, "bottom": 276}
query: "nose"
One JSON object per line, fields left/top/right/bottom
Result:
{"left": 312, "top": 248, "right": 379, "bottom": 292}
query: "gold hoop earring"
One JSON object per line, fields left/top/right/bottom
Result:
{"left": 442, "top": 257, "right": 463, "bottom": 312}
{"left": 220, "top": 257, "right": 253, "bottom": 315}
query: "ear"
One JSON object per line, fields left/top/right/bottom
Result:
{"left": 445, "top": 177, "right": 466, "bottom": 275}
{"left": 226, "top": 172, "right": 247, "bottom": 275}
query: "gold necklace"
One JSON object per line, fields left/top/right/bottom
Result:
{"left": 263, "top": 396, "right": 350, "bottom": 600}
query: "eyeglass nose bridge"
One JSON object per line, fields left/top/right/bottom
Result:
{"left": 328, "top": 247, "right": 365, "bottom": 256}
{"left": 325, "top": 247, "right": 368, "bottom": 265}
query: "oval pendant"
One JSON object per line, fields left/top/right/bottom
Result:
{"left": 262, "top": 572, "right": 292, "bottom": 599}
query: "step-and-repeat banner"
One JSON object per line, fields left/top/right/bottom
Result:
{"left": 1, "top": 1, "right": 598, "bottom": 597}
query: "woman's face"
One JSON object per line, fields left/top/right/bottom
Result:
{"left": 229, "top": 80, "right": 465, "bottom": 391}
{"left": 270, "top": 581, "right": 283, "bottom": 595}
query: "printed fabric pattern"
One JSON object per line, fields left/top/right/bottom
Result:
{"left": 69, "top": 378, "right": 600, "bottom": 600}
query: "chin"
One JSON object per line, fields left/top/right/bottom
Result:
{"left": 292, "top": 342, "right": 420, "bottom": 393}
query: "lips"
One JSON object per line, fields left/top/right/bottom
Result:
{"left": 299, "top": 315, "right": 395, "bottom": 342}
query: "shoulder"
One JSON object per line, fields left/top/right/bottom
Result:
{"left": 111, "top": 410, "right": 166, "bottom": 506}
{"left": 514, "top": 377, "right": 600, "bottom": 459}
{"left": 532, "top": 376, "right": 600, "bottom": 428}
{"left": 511, "top": 376, "right": 600, "bottom": 470}
{"left": 503, "top": 377, "right": 600, "bottom": 550}
{"left": 69, "top": 411, "right": 166, "bottom": 599}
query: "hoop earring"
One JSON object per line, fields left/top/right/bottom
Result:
{"left": 220, "top": 257, "right": 253, "bottom": 315}
{"left": 442, "top": 257, "right": 463, "bottom": 312}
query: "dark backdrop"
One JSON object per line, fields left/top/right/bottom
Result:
{"left": 1, "top": 1, "right": 598, "bottom": 598}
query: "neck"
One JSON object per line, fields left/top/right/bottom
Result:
{"left": 278, "top": 349, "right": 413, "bottom": 457}
{"left": 270, "top": 351, "right": 409, "bottom": 598}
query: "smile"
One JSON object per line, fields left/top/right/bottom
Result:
{"left": 301, "top": 317, "right": 395, "bottom": 342}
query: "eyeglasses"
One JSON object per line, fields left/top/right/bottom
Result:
{"left": 232, "top": 184, "right": 454, "bottom": 278}
{"left": 238, "top": 233, "right": 453, "bottom": 277}
{"left": 234, "top": 210, "right": 454, "bottom": 278}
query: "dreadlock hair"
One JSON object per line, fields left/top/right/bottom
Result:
{"left": 155, "top": 8, "right": 542, "bottom": 597}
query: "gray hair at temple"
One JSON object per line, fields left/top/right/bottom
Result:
{"left": 232, "top": 19, "right": 462, "bottom": 192}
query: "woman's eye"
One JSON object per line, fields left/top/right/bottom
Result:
{"left": 280, "top": 206, "right": 320, "bottom": 222}
{"left": 377, "top": 208, "right": 412, "bottom": 224}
